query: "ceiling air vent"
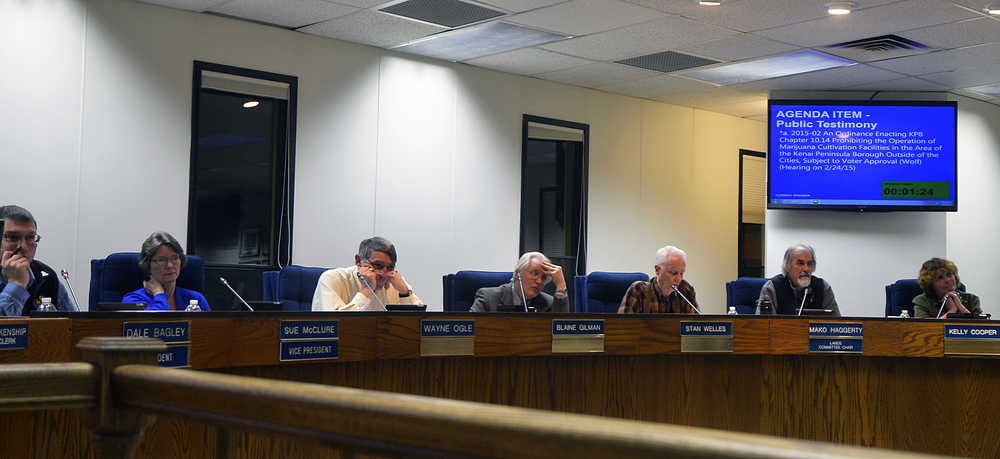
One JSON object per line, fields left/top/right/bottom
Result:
{"left": 829, "top": 34, "right": 929, "bottom": 52}
{"left": 617, "top": 51, "right": 719, "bottom": 74}
{"left": 380, "top": 0, "right": 506, "bottom": 28}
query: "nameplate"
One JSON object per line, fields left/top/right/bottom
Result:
{"left": 680, "top": 321, "right": 733, "bottom": 353}
{"left": 0, "top": 323, "right": 29, "bottom": 350}
{"left": 809, "top": 322, "right": 863, "bottom": 353}
{"left": 552, "top": 319, "right": 604, "bottom": 353}
{"left": 157, "top": 345, "right": 190, "bottom": 368}
{"left": 944, "top": 325, "right": 1000, "bottom": 356}
{"left": 123, "top": 321, "right": 190, "bottom": 343}
{"left": 280, "top": 339, "right": 339, "bottom": 362}
{"left": 280, "top": 320, "right": 339, "bottom": 340}
{"left": 421, "top": 320, "right": 474, "bottom": 356}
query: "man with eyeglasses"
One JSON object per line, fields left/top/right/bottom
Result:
{"left": 1, "top": 205, "right": 76, "bottom": 316}
{"left": 311, "top": 236, "right": 421, "bottom": 311}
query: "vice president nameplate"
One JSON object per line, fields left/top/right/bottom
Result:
{"left": 680, "top": 321, "right": 733, "bottom": 353}
{"left": 552, "top": 319, "right": 604, "bottom": 353}
{"left": 420, "top": 320, "right": 474, "bottom": 356}
{"left": 944, "top": 325, "right": 1000, "bottom": 356}
{"left": 279, "top": 320, "right": 339, "bottom": 362}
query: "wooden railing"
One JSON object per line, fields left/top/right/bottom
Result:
{"left": 0, "top": 336, "right": 944, "bottom": 458}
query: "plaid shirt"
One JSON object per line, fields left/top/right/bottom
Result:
{"left": 618, "top": 278, "right": 698, "bottom": 314}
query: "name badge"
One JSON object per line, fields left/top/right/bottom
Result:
{"left": 123, "top": 321, "right": 191, "bottom": 367}
{"left": 680, "top": 321, "right": 733, "bottom": 352}
{"left": 280, "top": 320, "right": 339, "bottom": 340}
{"left": 0, "top": 323, "right": 29, "bottom": 350}
{"left": 809, "top": 322, "right": 863, "bottom": 353}
{"left": 421, "top": 320, "right": 474, "bottom": 356}
{"left": 279, "top": 320, "right": 339, "bottom": 362}
{"left": 552, "top": 319, "right": 604, "bottom": 353}
{"left": 944, "top": 325, "right": 1000, "bottom": 356}
{"left": 280, "top": 340, "right": 340, "bottom": 361}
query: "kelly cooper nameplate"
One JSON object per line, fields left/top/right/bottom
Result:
{"left": 279, "top": 320, "right": 339, "bottom": 362}
{"left": 552, "top": 319, "right": 605, "bottom": 353}
{"left": 420, "top": 320, "right": 474, "bottom": 356}
{"left": 809, "top": 323, "right": 863, "bottom": 353}
{"left": 944, "top": 325, "right": 1000, "bottom": 356}
{"left": 0, "top": 323, "right": 29, "bottom": 350}
{"left": 123, "top": 321, "right": 191, "bottom": 368}
{"left": 680, "top": 321, "right": 733, "bottom": 352}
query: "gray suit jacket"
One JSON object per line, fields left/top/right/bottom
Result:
{"left": 469, "top": 282, "right": 569, "bottom": 313}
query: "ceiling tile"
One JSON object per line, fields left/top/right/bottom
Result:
{"left": 334, "top": 0, "right": 394, "bottom": 7}
{"left": 868, "top": 48, "right": 998, "bottom": 75}
{"left": 729, "top": 64, "right": 904, "bottom": 91}
{"left": 540, "top": 15, "right": 737, "bottom": 61}
{"left": 464, "top": 48, "right": 594, "bottom": 75}
{"left": 920, "top": 66, "right": 1000, "bottom": 87}
{"left": 596, "top": 74, "right": 715, "bottom": 99}
{"left": 677, "top": 34, "right": 800, "bottom": 61}
{"left": 756, "top": 0, "right": 979, "bottom": 47}
{"left": 625, "top": 0, "right": 898, "bottom": 33}
{"left": 848, "top": 76, "right": 950, "bottom": 91}
{"left": 535, "top": 62, "right": 660, "bottom": 88}
{"left": 507, "top": 0, "right": 665, "bottom": 36}
{"left": 298, "top": 9, "right": 446, "bottom": 48}
{"left": 477, "top": 0, "right": 566, "bottom": 13}
{"left": 210, "top": 0, "right": 357, "bottom": 28}
{"left": 136, "top": 0, "right": 230, "bottom": 11}
{"left": 900, "top": 17, "right": 1000, "bottom": 49}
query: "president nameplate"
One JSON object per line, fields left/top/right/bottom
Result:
{"left": 421, "top": 320, "right": 474, "bottom": 356}
{"left": 944, "top": 325, "right": 1000, "bottom": 356}
{"left": 680, "top": 321, "right": 733, "bottom": 353}
{"left": 552, "top": 319, "right": 604, "bottom": 353}
{"left": 123, "top": 321, "right": 192, "bottom": 368}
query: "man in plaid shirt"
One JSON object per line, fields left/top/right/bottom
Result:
{"left": 618, "top": 245, "right": 698, "bottom": 314}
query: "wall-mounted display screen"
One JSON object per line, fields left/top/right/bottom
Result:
{"left": 768, "top": 100, "right": 957, "bottom": 211}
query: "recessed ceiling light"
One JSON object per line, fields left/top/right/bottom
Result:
{"left": 698, "top": 1, "right": 722, "bottom": 5}
{"left": 680, "top": 50, "right": 855, "bottom": 85}
{"left": 826, "top": 2, "right": 855, "bottom": 15}
{"left": 243, "top": 101, "right": 260, "bottom": 108}
{"left": 985, "top": 4, "right": 1000, "bottom": 15}
{"left": 393, "top": 22, "right": 569, "bottom": 62}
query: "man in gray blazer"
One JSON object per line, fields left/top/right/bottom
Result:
{"left": 469, "top": 252, "right": 570, "bottom": 313}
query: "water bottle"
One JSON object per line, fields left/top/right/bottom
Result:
{"left": 727, "top": 306, "right": 738, "bottom": 315}
{"left": 185, "top": 299, "right": 202, "bottom": 312}
{"left": 38, "top": 297, "right": 57, "bottom": 312}
{"left": 899, "top": 309, "right": 909, "bottom": 319}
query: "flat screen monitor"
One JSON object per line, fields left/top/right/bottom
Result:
{"left": 768, "top": 100, "right": 957, "bottom": 211}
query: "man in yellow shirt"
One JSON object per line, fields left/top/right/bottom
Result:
{"left": 311, "top": 237, "right": 421, "bottom": 311}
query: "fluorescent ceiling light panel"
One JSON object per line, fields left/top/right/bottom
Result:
{"left": 393, "top": 22, "right": 569, "bottom": 62}
{"left": 681, "top": 49, "right": 856, "bottom": 85}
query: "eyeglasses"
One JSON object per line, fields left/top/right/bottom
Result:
{"left": 364, "top": 259, "right": 395, "bottom": 272}
{"left": 3, "top": 232, "right": 41, "bottom": 245}
{"left": 151, "top": 256, "right": 182, "bottom": 266}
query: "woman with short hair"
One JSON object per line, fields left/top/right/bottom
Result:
{"left": 123, "top": 231, "right": 210, "bottom": 311}
{"left": 912, "top": 257, "right": 978, "bottom": 319}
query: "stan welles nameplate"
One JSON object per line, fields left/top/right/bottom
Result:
{"left": 0, "top": 323, "right": 29, "bottom": 350}
{"left": 680, "top": 321, "right": 733, "bottom": 353}
{"left": 809, "top": 322, "right": 863, "bottom": 353}
{"left": 944, "top": 325, "right": 1000, "bottom": 356}
{"left": 420, "top": 320, "right": 474, "bottom": 357}
{"left": 279, "top": 320, "right": 339, "bottom": 362}
{"left": 123, "top": 321, "right": 192, "bottom": 368}
{"left": 552, "top": 319, "right": 604, "bottom": 353}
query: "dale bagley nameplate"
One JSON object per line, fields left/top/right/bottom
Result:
{"left": 680, "top": 321, "right": 733, "bottom": 353}
{"left": 420, "top": 320, "right": 474, "bottom": 356}
{"left": 123, "top": 321, "right": 191, "bottom": 368}
{"left": 943, "top": 325, "right": 1000, "bottom": 356}
{"left": 552, "top": 319, "right": 604, "bottom": 353}
{"left": 808, "top": 322, "right": 863, "bottom": 353}
{"left": 0, "top": 323, "right": 29, "bottom": 350}
{"left": 279, "top": 320, "right": 339, "bottom": 362}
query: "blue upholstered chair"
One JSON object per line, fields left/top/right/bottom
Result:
{"left": 884, "top": 278, "right": 966, "bottom": 317}
{"left": 573, "top": 272, "right": 649, "bottom": 313}
{"left": 725, "top": 277, "right": 768, "bottom": 314}
{"left": 89, "top": 252, "right": 205, "bottom": 310}
{"left": 441, "top": 271, "right": 513, "bottom": 312}
{"left": 262, "top": 270, "right": 279, "bottom": 302}
{"left": 275, "top": 265, "right": 328, "bottom": 311}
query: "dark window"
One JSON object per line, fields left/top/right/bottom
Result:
{"left": 188, "top": 62, "right": 296, "bottom": 309}
{"left": 520, "top": 115, "right": 588, "bottom": 310}
{"left": 739, "top": 149, "right": 766, "bottom": 278}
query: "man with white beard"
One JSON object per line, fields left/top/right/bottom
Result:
{"left": 757, "top": 244, "right": 840, "bottom": 317}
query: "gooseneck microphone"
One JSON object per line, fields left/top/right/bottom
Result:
{"left": 796, "top": 288, "right": 810, "bottom": 316}
{"left": 219, "top": 277, "right": 254, "bottom": 311}
{"left": 356, "top": 271, "right": 387, "bottom": 311}
{"left": 671, "top": 284, "right": 701, "bottom": 314}
{"left": 515, "top": 272, "right": 530, "bottom": 312}
{"left": 59, "top": 269, "right": 81, "bottom": 311}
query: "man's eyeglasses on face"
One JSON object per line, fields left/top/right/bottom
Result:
{"left": 364, "top": 259, "right": 395, "bottom": 272}
{"left": 151, "top": 256, "right": 182, "bottom": 266}
{"left": 3, "top": 232, "right": 41, "bottom": 245}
